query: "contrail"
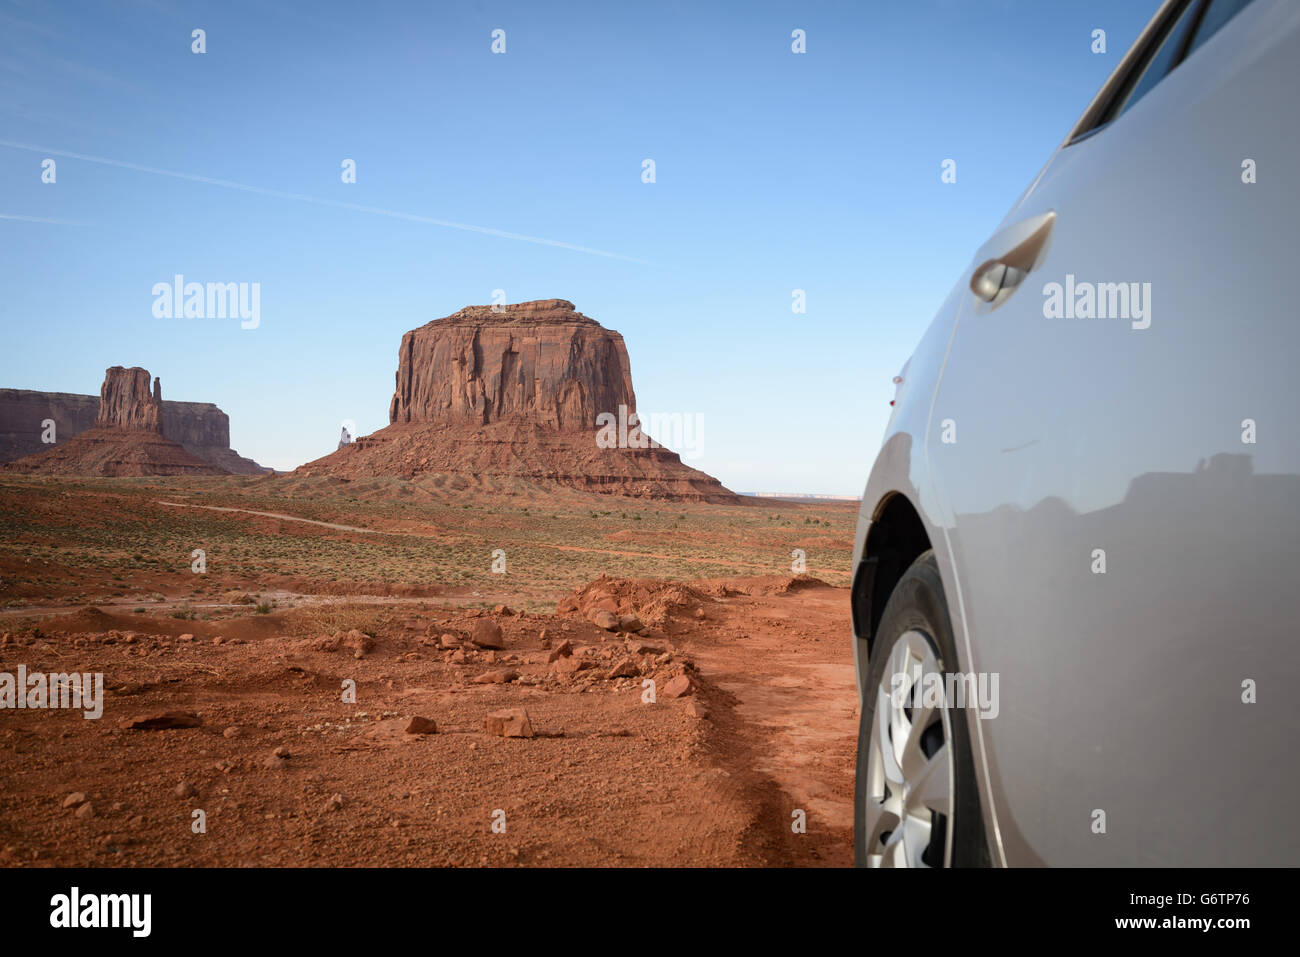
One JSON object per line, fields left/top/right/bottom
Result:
{"left": 0, "top": 140, "right": 651, "bottom": 264}
{"left": 0, "top": 212, "right": 89, "bottom": 224}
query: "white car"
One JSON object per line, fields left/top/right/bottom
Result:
{"left": 851, "top": 0, "right": 1298, "bottom": 866}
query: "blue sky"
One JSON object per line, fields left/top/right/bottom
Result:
{"left": 0, "top": 0, "right": 1159, "bottom": 491}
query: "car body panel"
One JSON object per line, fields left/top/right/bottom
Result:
{"left": 854, "top": 0, "right": 1300, "bottom": 866}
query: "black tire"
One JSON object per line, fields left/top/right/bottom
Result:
{"left": 853, "top": 549, "right": 990, "bottom": 867}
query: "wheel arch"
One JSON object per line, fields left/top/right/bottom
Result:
{"left": 851, "top": 491, "right": 933, "bottom": 662}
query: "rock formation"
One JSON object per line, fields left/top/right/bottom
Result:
{"left": 3, "top": 367, "right": 233, "bottom": 477}
{"left": 96, "top": 366, "right": 162, "bottom": 432}
{"left": 387, "top": 299, "right": 635, "bottom": 430}
{"left": 0, "top": 380, "right": 264, "bottom": 474}
{"left": 298, "top": 300, "right": 739, "bottom": 502}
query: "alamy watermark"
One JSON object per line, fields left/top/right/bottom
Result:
{"left": 890, "top": 669, "right": 999, "bottom": 720}
{"left": 595, "top": 404, "right": 704, "bottom": 460}
{"left": 152, "top": 274, "right": 260, "bottom": 329}
{"left": 1042, "top": 274, "right": 1150, "bottom": 330}
{"left": 1, "top": 665, "right": 103, "bottom": 719}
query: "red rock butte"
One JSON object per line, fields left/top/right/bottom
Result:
{"left": 300, "top": 300, "right": 741, "bottom": 502}
{"left": 4, "top": 366, "right": 229, "bottom": 477}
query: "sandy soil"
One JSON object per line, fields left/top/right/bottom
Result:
{"left": 0, "top": 477, "right": 859, "bottom": 867}
{"left": 0, "top": 578, "right": 855, "bottom": 867}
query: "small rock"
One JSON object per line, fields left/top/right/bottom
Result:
{"left": 618, "top": 613, "right": 644, "bottom": 634}
{"left": 470, "top": 619, "right": 504, "bottom": 650}
{"left": 174, "top": 782, "right": 198, "bottom": 798}
{"left": 439, "top": 633, "right": 460, "bottom": 649}
{"left": 589, "top": 609, "right": 619, "bottom": 631}
{"left": 484, "top": 708, "right": 534, "bottom": 738}
{"left": 62, "top": 792, "right": 87, "bottom": 809}
{"left": 686, "top": 699, "right": 709, "bottom": 719}
{"left": 323, "top": 793, "right": 344, "bottom": 813}
{"left": 472, "top": 669, "right": 518, "bottom": 685}
{"left": 550, "top": 656, "right": 591, "bottom": 676}
{"left": 222, "top": 725, "right": 242, "bottom": 738}
{"left": 405, "top": 716, "right": 438, "bottom": 735}
{"left": 75, "top": 801, "right": 96, "bottom": 819}
{"left": 663, "top": 675, "right": 694, "bottom": 698}
{"left": 547, "top": 639, "right": 573, "bottom": 663}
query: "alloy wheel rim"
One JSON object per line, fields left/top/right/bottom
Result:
{"left": 863, "top": 628, "right": 955, "bottom": 867}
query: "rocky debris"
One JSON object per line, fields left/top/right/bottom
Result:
{"left": 323, "top": 793, "right": 345, "bottom": 812}
{"left": 405, "top": 716, "right": 438, "bottom": 734}
{"left": 264, "top": 747, "right": 290, "bottom": 770}
{"left": 547, "top": 638, "right": 573, "bottom": 663}
{"left": 472, "top": 669, "right": 518, "bottom": 685}
{"left": 222, "top": 726, "right": 242, "bottom": 738}
{"left": 470, "top": 619, "right": 504, "bottom": 649}
{"left": 686, "top": 700, "right": 709, "bottom": 719}
{"left": 74, "top": 801, "right": 96, "bottom": 820}
{"left": 560, "top": 576, "right": 712, "bottom": 630}
{"left": 120, "top": 711, "right": 203, "bottom": 730}
{"left": 606, "top": 658, "right": 640, "bottom": 680}
{"left": 342, "top": 629, "right": 375, "bottom": 659}
{"left": 627, "top": 639, "right": 665, "bottom": 656}
{"left": 310, "top": 630, "right": 375, "bottom": 658}
{"left": 549, "top": 656, "right": 593, "bottom": 676}
{"left": 438, "top": 633, "right": 461, "bottom": 649}
{"left": 484, "top": 708, "right": 534, "bottom": 739}
{"left": 492, "top": 604, "right": 513, "bottom": 616}
{"left": 173, "top": 782, "right": 198, "bottom": 798}
{"left": 62, "top": 792, "right": 87, "bottom": 809}
{"left": 663, "top": 675, "right": 694, "bottom": 698}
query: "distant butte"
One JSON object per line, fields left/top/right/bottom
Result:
{"left": 3, "top": 366, "right": 232, "bottom": 477}
{"left": 298, "top": 300, "right": 740, "bottom": 502}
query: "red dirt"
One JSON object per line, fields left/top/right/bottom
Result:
{"left": 0, "top": 576, "right": 856, "bottom": 867}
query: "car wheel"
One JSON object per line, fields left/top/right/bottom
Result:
{"left": 854, "top": 549, "right": 990, "bottom": 867}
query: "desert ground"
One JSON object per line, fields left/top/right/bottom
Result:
{"left": 0, "top": 474, "right": 858, "bottom": 867}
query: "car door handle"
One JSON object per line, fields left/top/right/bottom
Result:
{"left": 969, "top": 210, "right": 1057, "bottom": 307}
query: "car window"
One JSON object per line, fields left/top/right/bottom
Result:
{"left": 1183, "top": 0, "right": 1257, "bottom": 59}
{"left": 1107, "top": 0, "right": 1202, "bottom": 121}
{"left": 1069, "top": 0, "right": 1257, "bottom": 144}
